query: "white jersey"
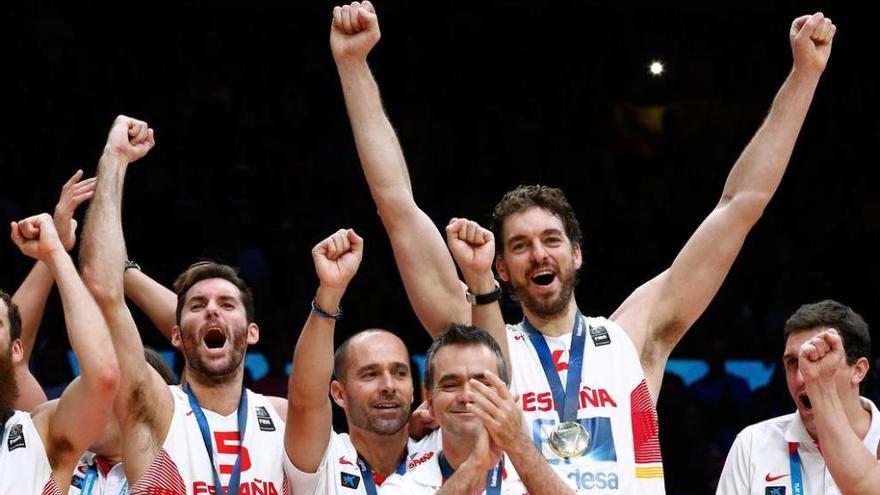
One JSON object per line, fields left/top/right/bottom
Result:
{"left": 380, "top": 451, "right": 527, "bottom": 495}
{"left": 506, "top": 316, "right": 664, "bottom": 494}
{"left": 67, "top": 452, "right": 127, "bottom": 495}
{"left": 284, "top": 429, "right": 440, "bottom": 495}
{"left": 0, "top": 410, "right": 61, "bottom": 495}
{"left": 717, "top": 397, "right": 880, "bottom": 495}
{"left": 128, "top": 385, "right": 289, "bottom": 495}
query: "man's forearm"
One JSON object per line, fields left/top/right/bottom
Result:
{"left": 807, "top": 381, "right": 880, "bottom": 495}
{"left": 435, "top": 459, "right": 486, "bottom": 495}
{"left": 12, "top": 261, "right": 53, "bottom": 359}
{"left": 506, "top": 437, "right": 575, "bottom": 495}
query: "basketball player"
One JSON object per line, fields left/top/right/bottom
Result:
{"left": 1, "top": 214, "right": 119, "bottom": 494}
{"left": 332, "top": 2, "right": 836, "bottom": 492}
{"left": 80, "top": 115, "right": 289, "bottom": 495}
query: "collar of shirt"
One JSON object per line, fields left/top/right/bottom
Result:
{"left": 784, "top": 396, "right": 880, "bottom": 450}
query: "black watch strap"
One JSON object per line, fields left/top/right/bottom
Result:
{"left": 467, "top": 281, "right": 502, "bottom": 305}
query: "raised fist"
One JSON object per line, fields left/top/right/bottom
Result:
{"left": 330, "top": 1, "right": 381, "bottom": 64}
{"left": 790, "top": 12, "right": 836, "bottom": 76}
{"left": 445, "top": 218, "right": 496, "bottom": 286}
{"left": 798, "top": 329, "right": 845, "bottom": 384}
{"left": 104, "top": 115, "right": 155, "bottom": 163}
{"left": 312, "top": 228, "right": 364, "bottom": 289}
{"left": 53, "top": 169, "right": 96, "bottom": 251}
{"left": 10, "top": 213, "right": 64, "bottom": 261}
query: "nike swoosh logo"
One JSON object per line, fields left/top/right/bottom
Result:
{"left": 339, "top": 457, "right": 354, "bottom": 466}
{"left": 765, "top": 473, "right": 789, "bottom": 482}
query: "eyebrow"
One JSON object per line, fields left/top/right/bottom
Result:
{"left": 354, "top": 362, "right": 410, "bottom": 374}
{"left": 506, "top": 228, "right": 565, "bottom": 245}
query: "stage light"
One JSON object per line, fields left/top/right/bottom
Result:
{"left": 649, "top": 60, "right": 664, "bottom": 76}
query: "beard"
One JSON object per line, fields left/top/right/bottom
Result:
{"left": 0, "top": 346, "right": 20, "bottom": 415}
{"left": 346, "top": 391, "right": 411, "bottom": 436}
{"left": 510, "top": 265, "right": 578, "bottom": 320}
{"left": 180, "top": 323, "right": 248, "bottom": 386}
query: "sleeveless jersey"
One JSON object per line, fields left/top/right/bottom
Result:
{"left": 129, "top": 386, "right": 290, "bottom": 495}
{"left": 0, "top": 410, "right": 61, "bottom": 495}
{"left": 507, "top": 316, "right": 665, "bottom": 494}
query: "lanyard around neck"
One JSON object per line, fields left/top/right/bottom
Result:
{"left": 184, "top": 383, "right": 249, "bottom": 495}
{"left": 356, "top": 447, "right": 408, "bottom": 495}
{"left": 522, "top": 311, "right": 586, "bottom": 422}
{"left": 438, "top": 452, "right": 503, "bottom": 495}
{"left": 789, "top": 442, "right": 804, "bottom": 495}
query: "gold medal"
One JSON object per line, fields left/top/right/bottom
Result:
{"left": 548, "top": 421, "right": 590, "bottom": 458}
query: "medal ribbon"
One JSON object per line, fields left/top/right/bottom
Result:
{"left": 184, "top": 383, "right": 249, "bottom": 495}
{"left": 438, "top": 452, "right": 503, "bottom": 495}
{"left": 789, "top": 443, "right": 804, "bottom": 495}
{"left": 356, "top": 447, "right": 408, "bottom": 495}
{"left": 522, "top": 311, "right": 586, "bottom": 422}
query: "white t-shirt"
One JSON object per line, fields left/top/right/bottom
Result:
{"left": 67, "top": 452, "right": 127, "bottom": 495}
{"left": 284, "top": 429, "right": 440, "bottom": 495}
{"left": 380, "top": 451, "right": 528, "bottom": 495}
{"left": 0, "top": 410, "right": 61, "bottom": 495}
{"left": 506, "top": 316, "right": 665, "bottom": 494}
{"left": 717, "top": 397, "right": 880, "bottom": 495}
{"left": 128, "top": 385, "right": 289, "bottom": 495}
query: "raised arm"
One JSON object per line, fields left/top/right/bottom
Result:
{"left": 612, "top": 13, "right": 837, "bottom": 398}
{"left": 124, "top": 265, "right": 178, "bottom": 340}
{"left": 800, "top": 330, "right": 880, "bottom": 495}
{"left": 12, "top": 170, "right": 96, "bottom": 410}
{"left": 11, "top": 215, "right": 118, "bottom": 471}
{"left": 331, "top": 1, "right": 468, "bottom": 336}
{"left": 286, "top": 228, "right": 363, "bottom": 472}
{"left": 80, "top": 115, "right": 171, "bottom": 483}
{"left": 446, "top": 218, "right": 508, "bottom": 364}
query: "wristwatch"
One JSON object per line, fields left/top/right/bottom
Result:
{"left": 124, "top": 260, "right": 141, "bottom": 272}
{"left": 466, "top": 280, "right": 502, "bottom": 305}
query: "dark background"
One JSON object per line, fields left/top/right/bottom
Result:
{"left": 1, "top": 1, "right": 878, "bottom": 492}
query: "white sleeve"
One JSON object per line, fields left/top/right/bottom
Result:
{"left": 283, "top": 435, "right": 333, "bottom": 495}
{"left": 716, "top": 431, "right": 753, "bottom": 495}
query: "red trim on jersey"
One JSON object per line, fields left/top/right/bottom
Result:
{"left": 630, "top": 379, "right": 663, "bottom": 464}
{"left": 42, "top": 476, "right": 61, "bottom": 495}
{"left": 128, "top": 448, "right": 187, "bottom": 495}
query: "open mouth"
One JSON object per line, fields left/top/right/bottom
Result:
{"left": 800, "top": 394, "right": 812, "bottom": 410}
{"left": 203, "top": 328, "right": 227, "bottom": 350}
{"left": 531, "top": 272, "right": 556, "bottom": 286}
{"left": 372, "top": 402, "right": 401, "bottom": 411}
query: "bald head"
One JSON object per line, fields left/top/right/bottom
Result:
{"left": 334, "top": 329, "right": 409, "bottom": 381}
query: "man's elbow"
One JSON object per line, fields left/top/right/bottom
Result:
{"left": 80, "top": 266, "right": 125, "bottom": 307}
{"left": 85, "top": 356, "right": 120, "bottom": 398}
{"left": 718, "top": 191, "right": 771, "bottom": 226}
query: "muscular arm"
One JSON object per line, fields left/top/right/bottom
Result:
{"left": 612, "top": 14, "right": 836, "bottom": 399}
{"left": 332, "top": 3, "right": 468, "bottom": 336}
{"left": 505, "top": 441, "right": 575, "bottom": 495}
{"left": 124, "top": 267, "right": 177, "bottom": 341}
{"left": 80, "top": 116, "right": 171, "bottom": 483}
{"left": 12, "top": 262, "right": 52, "bottom": 410}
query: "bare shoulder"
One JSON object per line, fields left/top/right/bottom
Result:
{"left": 267, "top": 395, "right": 288, "bottom": 419}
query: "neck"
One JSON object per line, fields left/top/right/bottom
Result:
{"left": 441, "top": 432, "right": 476, "bottom": 471}
{"left": 184, "top": 366, "right": 245, "bottom": 416}
{"left": 524, "top": 299, "right": 579, "bottom": 337}
{"left": 846, "top": 396, "right": 873, "bottom": 440}
{"left": 348, "top": 425, "right": 410, "bottom": 477}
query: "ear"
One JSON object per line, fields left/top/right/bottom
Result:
{"left": 171, "top": 325, "right": 182, "bottom": 349}
{"left": 852, "top": 356, "right": 870, "bottom": 385}
{"left": 427, "top": 394, "right": 437, "bottom": 421}
{"left": 495, "top": 256, "right": 510, "bottom": 283}
{"left": 10, "top": 338, "right": 24, "bottom": 366}
{"left": 247, "top": 323, "right": 260, "bottom": 345}
{"left": 573, "top": 243, "right": 583, "bottom": 271}
{"left": 330, "top": 380, "right": 346, "bottom": 409}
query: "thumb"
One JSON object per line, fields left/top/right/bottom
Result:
{"left": 347, "top": 229, "right": 364, "bottom": 252}
{"left": 797, "top": 12, "right": 824, "bottom": 42}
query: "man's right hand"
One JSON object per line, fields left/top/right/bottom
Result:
{"left": 445, "top": 218, "right": 496, "bottom": 291}
{"left": 330, "top": 1, "right": 380, "bottom": 64}
{"left": 104, "top": 115, "right": 156, "bottom": 163}
{"left": 790, "top": 12, "right": 836, "bottom": 77}
{"left": 11, "top": 214, "right": 64, "bottom": 262}
{"left": 312, "top": 228, "right": 364, "bottom": 290}
{"left": 799, "top": 329, "right": 845, "bottom": 384}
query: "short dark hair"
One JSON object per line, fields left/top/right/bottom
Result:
{"left": 784, "top": 299, "right": 871, "bottom": 365}
{"left": 333, "top": 329, "right": 409, "bottom": 381}
{"left": 173, "top": 261, "right": 255, "bottom": 324}
{"left": 424, "top": 323, "right": 508, "bottom": 392}
{"left": 490, "top": 185, "right": 583, "bottom": 256}
{"left": 0, "top": 290, "right": 22, "bottom": 342}
{"left": 144, "top": 347, "right": 177, "bottom": 385}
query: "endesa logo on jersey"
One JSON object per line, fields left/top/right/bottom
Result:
{"left": 521, "top": 386, "right": 618, "bottom": 412}
{"left": 193, "top": 480, "right": 283, "bottom": 494}
{"left": 567, "top": 469, "right": 620, "bottom": 490}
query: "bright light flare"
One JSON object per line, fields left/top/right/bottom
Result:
{"left": 649, "top": 61, "right": 664, "bottom": 76}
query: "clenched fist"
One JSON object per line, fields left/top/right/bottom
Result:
{"left": 312, "top": 228, "right": 364, "bottom": 290}
{"left": 790, "top": 12, "right": 836, "bottom": 76}
{"left": 104, "top": 115, "right": 156, "bottom": 163}
{"left": 10, "top": 214, "right": 64, "bottom": 261}
{"left": 330, "top": 1, "right": 380, "bottom": 64}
